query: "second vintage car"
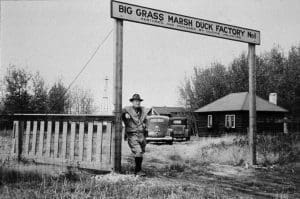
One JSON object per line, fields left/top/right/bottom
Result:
{"left": 169, "top": 117, "right": 190, "bottom": 141}
{"left": 146, "top": 115, "right": 173, "bottom": 145}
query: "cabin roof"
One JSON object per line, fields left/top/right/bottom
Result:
{"left": 195, "top": 92, "right": 288, "bottom": 113}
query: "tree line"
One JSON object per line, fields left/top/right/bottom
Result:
{"left": 179, "top": 44, "right": 300, "bottom": 116}
{"left": 0, "top": 65, "right": 96, "bottom": 114}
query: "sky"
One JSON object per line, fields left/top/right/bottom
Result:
{"left": 1, "top": 0, "right": 300, "bottom": 111}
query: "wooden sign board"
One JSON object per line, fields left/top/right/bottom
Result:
{"left": 111, "top": 1, "right": 260, "bottom": 45}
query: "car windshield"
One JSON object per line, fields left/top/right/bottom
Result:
{"left": 172, "top": 120, "right": 182, "bottom": 124}
{"left": 171, "top": 119, "right": 187, "bottom": 125}
{"left": 148, "top": 117, "right": 168, "bottom": 131}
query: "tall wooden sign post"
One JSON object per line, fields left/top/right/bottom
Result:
{"left": 248, "top": 44, "right": 257, "bottom": 165}
{"left": 111, "top": 1, "right": 260, "bottom": 171}
{"left": 113, "top": 18, "right": 123, "bottom": 172}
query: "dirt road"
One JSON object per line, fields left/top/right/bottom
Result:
{"left": 121, "top": 138, "right": 300, "bottom": 198}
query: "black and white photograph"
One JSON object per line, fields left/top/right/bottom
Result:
{"left": 0, "top": 0, "right": 299, "bottom": 198}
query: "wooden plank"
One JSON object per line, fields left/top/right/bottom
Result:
{"left": 69, "top": 122, "right": 76, "bottom": 160}
{"left": 96, "top": 122, "right": 103, "bottom": 163}
{"left": 61, "top": 122, "right": 68, "bottom": 159}
{"left": 11, "top": 114, "right": 114, "bottom": 123}
{"left": 53, "top": 121, "right": 60, "bottom": 158}
{"left": 24, "top": 121, "right": 31, "bottom": 155}
{"left": 10, "top": 122, "right": 15, "bottom": 155}
{"left": 101, "top": 121, "right": 112, "bottom": 166}
{"left": 113, "top": 18, "right": 123, "bottom": 172}
{"left": 45, "top": 121, "right": 52, "bottom": 157}
{"left": 110, "top": 121, "right": 116, "bottom": 169}
{"left": 38, "top": 121, "right": 45, "bottom": 156}
{"left": 21, "top": 155, "right": 112, "bottom": 171}
{"left": 106, "top": 122, "right": 112, "bottom": 165}
{"left": 18, "top": 121, "right": 24, "bottom": 160}
{"left": 30, "top": 121, "right": 38, "bottom": 156}
{"left": 11, "top": 121, "right": 19, "bottom": 155}
{"left": 78, "top": 122, "right": 84, "bottom": 161}
{"left": 86, "top": 122, "right": 93, "bottom": 162}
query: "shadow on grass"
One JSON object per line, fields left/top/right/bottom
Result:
{"left": 0, "top": 165, "right": 85, "bottom": 185}
{"left": 0, "top": 166, "right": 43, "bottom": 184}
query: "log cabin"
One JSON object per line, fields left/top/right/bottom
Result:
{"left": 194, "top": 92, "right": 288, "bottom": 136}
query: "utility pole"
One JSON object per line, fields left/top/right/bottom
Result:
{"left": 100, "top": 76, "right": 109, "bottom": 113}
{"left": 0, "top": 1, "right": 2, "bottom": 67}
{"left": 112, "top": 18, "right": 123, "bottom": 172}
{"left": 248, "top": 43, "right": 257, "bottom": 165}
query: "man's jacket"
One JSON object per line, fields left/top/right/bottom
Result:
{"left": 122, "top": 106, "right": 147, "bottom": 133}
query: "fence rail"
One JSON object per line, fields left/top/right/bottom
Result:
{"left": 1, "top": 114, "right": 115, "bottom": 171}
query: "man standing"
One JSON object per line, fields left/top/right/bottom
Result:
{"left": 122, "top": 94, "right": 147, "bottom": 176}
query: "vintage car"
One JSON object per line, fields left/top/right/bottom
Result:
{"left": 169, "top": 117, "right": 190, "bottom": 141}
{"left": 146, "top": 115, "right": 173, "bottom": 145}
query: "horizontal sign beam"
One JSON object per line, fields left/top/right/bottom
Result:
{"left": 111, "top": 1, "right": 260, "bottom": 45}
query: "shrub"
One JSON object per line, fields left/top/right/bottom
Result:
{"left": 257, "top": 132, "right": 300, "bottom": 165}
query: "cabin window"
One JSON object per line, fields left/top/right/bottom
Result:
{"left": 225, "top": 114, "right": 235, "bottom": 128}
{"left": 207, "top": 115, "right": 213, "bottom": 128}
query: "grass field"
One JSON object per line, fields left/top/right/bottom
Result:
{"left": 1, "top": 132, "right": 299, "bottom": 199}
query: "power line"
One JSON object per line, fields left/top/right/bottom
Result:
{"left": 0, "top": 0, "right": 59, "bottom": 1}
{"left": 0, "top": 0, "right": 114, "bottom": 113}
{"left": 50, "top": 28, "right": 113, "bottom": 111}
{"left": 65, "top": 29, "right": 113, "bottom": 94}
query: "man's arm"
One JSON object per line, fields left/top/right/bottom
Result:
{"left": 121, "top": 108, "right": 127, "bottom": 122}
{"left": 141, "top": 108, "right": 148, "bottom": 134}
{"left": 121, "top": 108, "right": 128, "bottom": 141}
{"left": 122, "top": 108, "right": 131, "bottom": 122}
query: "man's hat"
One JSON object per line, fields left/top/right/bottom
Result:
{"left": 129, "top": 94, "right": 143, "bottom": 102}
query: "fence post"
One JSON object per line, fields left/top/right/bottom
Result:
{"left": 17, "top": 121, "right": 24, "bottom": 161}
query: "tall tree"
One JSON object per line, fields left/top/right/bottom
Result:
{"left": 259, "top": 47, "right": 286, "bottom": 101}
{"left": 285, "top": 45, "right": 300, "bottom": 112}
{"left": 180, "top": 62, "right": 229, "bottom": 109}
{"left": 3, "top": 65, "right": 32, "bottom": 113}
{"left": 0, "top": 77, "right": 5, "bottom": 114}
{"left": 227, "top": 53, "right": 249, "bottom": 93}
{"left": 31, "top": 72, "right": 48, "bottom": 113}
{"left": 179, "top": 44, "right": 300, "bottom": 114}
{"left": 48, "top": 81, "right": 69, "bottom": 114}
{"left": 68, "top": 87, "right": 96, "bottom": 114}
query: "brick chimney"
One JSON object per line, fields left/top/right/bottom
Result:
{"left": 269, "top": 93, "right": 277, "bottom": 105}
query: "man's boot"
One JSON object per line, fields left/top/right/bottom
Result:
{"left": 134, "top": 157, "right": 141, "bottom": 173}
{"left": 134, "top": 157, "right": 146, "bottom": 176}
